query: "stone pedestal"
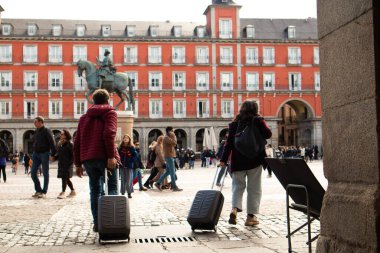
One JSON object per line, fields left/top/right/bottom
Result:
{"left": 116, "top": 111, "right": 134, "bottom": 144}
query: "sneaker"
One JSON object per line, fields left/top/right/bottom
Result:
{"left": 216, "top": 183, "right": 221, "bottom": 186}
{"left": 245, "top": 215, "right": 259, "bottom": 226}
{"left": 127, "top": 194, "right": 132, "bottom": 199}
{"left": 172, "top": 187, "right": 183, "bottom": 192}
{"left": 228, "top": 208, "right": 238, "bottom": 225}
{"left": 154, "top": 183, "right": 162, "bottom": 191}
{"left": 32, "top": 192, "right": 42, "bottom": 198}
{"left": 57, "top": 192, "right": 66, "bottom": 199}
{"left": 93, "top": 224, "right": 98, "bottom": 233}
{"left": 38, "top": 193, "right": 46, "bottom": 199}
{"left": 68, "top": 190, "right": 76, "bottom": 198}
{"left": 139, "top": 187, "right": 148, "bottom": 191}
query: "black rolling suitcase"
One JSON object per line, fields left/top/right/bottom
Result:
{"left": 98, "top": 168, "right": 130, "bottom": 244}
{"left": 187, "top": 165, "right": 227, "bottom": 232}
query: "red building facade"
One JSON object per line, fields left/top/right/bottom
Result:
{"left": 0, "top": 0, "right": 321, "bottom": 157}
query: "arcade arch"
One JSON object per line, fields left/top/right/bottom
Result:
{"left": 0, "top": 130, "right": 13, "bottom": 155}
{"left": 147, "top": 129, "right": 163, "bottom": 146}
{"left": 174, "top": 129, "right": 187, "bottom": 149}
{"left": 23, "top": 130, "right": 35, "bottom": 155}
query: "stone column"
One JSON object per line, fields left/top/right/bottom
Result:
{"left": 312, "top": 120, "right": 322, "bottom": 149}
{"left": 267, "top": 120, "right": 278, "bottom": 148}
{"left": 116, "top": 111, "right": 134, "bottom": 143}
{"left": 317, "top": 1, "right": 380, "bottom": 252}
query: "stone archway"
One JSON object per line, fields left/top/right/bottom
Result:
{"left": 219, "top": 128, "right": 228, "bottom": 143}
{"left": 174, "top": 129, "right": 187, "bottom": 149}
{"left": 147, "top": 129, "right": 163, "bottom": 146}
{"left": 52, "top": 130, "right": 61, "bottom": 144}
{"left": 23, "top": 130, "right": 35, "bottom": 155}
{"left": 0, "top": 130, "right": 13, "bottom": 156}
{"left": 133, "top": 129, "right": 139, "bottom": 143}
{"left": 195, "top": 129, "right": 205, "bottom": 152}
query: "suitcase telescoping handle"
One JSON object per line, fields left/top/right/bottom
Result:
{"left": 104, "top": 166, "right": 120, "bottom": 196}
{"left": 211, "top": 165, "right": 228, "bottom": 192}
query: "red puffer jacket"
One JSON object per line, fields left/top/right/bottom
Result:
{"left": 73, "top": 104, "right": 120, "bottom": 166}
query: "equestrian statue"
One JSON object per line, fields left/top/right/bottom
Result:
{"left": 76, "top": 49, "right": 134, "bottom": 110}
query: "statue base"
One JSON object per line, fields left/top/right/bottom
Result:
{"left": 116, "top": 111, "right": 134, "bottom": 144}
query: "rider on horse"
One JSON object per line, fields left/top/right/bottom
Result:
{"left": 97, "top": 49, "right": 116, "bottom": 88}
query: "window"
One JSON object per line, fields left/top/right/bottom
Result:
{"left": 314, "top": 47, "right": 320, "bottom": 65}
{"left": 125, "top": 72, "right": 138, "bottom": 89}
{"left": 102, "top": 25, "right": 111, "bottom": 37}
{"left": 27, "top": 24, "right": 37, "bottom": 36}
{"left": 196, "top": 72, "right": 209, "bottom": 91}
{"left": 221, "top": 73, "right": 233, "bottom": 91}
{"left": 73, "top": 45, "right": 87, "bottom": 62}
{"left": 74, "top": 71, "right": 87, "bottom": 91}
{"left": 49, "top": 100, "right": 62, "bottom": 119}
{"left": 196, "top": 47, "right": 209, "bottom": 64}
{"left": 220, "top": 47, "right": 233, "bottom": 64}
{"left": 24, "top": 71, "right": 38, "bottom": 90}
{"left": 49, "top": 71, "right": 63, "bottom": 91}
{"left": 173, "top": 100, "right": 186, "bottom": 118}
{"left": 0, "top": 100, "right": 11, "bottom": 119}
{"left": 315, "top": 72, "right": 320, "bottom": 91}
{"left": 197, "top": 100, "right": 209, "bottom": 118}
{"left": 173, "top": 72, "right": 185, "bottom": 90}
{"left": 124, "top": 46, "right": 137, "bottom": 64}
{"left": 23, "top": 45, "right": 37, "bottom": 63}
{"left": 221, "top": 100, "right": 234, "bottom": 118}
{"left": 148, "top": 46, "right": 161, "bottom": 64}
{"left": 246, "top": 47, "right": 258, "bottom": 64}
{"left": 197, "top": 26, "right": 205, "bottom": 38}
{"left": 126, "top": 26, "right": 135, "bottom": 37}
{"left": 0, "top": 45, "right": 12, "bottom": 63}
{"left": 263, "top": 73, "right": 275, "bottom": 91}
{"left": 288, "top": 47, "right": 301, "bottom": 64}
{"left": 263, "top": 47, "right": 275, "bottom": 64}
{"left": 24, "top": 100, "right": 37, "bottom": 119}
{"left": 52, "top": 25, "right": 62, "bottom": 36}
{"left": 246, "top": 72, "right": 259, "bottom": 91}
{"left": 150, "top": 26, "right": 158, "bottom": 37}
{"left": 149, "top": 72, "right": 162, "bottom": 90}
{"left": 149, "top": 100, "right": 162, "bottom": 118}
{"left": 173, "top": 26, "right": 182, "bottom": 37}
{"left": 246, "top": 25, "right": 255, "bottom": 38}
{"left": 219, "top": 19, "right": 232, "bottom": 38}
{"left": 48, "top": 45, "right": 62, "bottom": 63}
{"left": 1, "top": 24, "right": 11, "bottom": 35}
{"left": 99, "top": 46, "right": 113, "bottom": 61}
{"left": 289, "top": 73, "right": 302, "bottom": 91}
{"left": 74, "top": 100, "right": 87, "bottom": 119}
{"left": 288, "top": 26, "right": 296, "bottom": 39}
{"left": 0, "top": 72, "right": 12, "bottom": 91}
{"left": 76, "top": 25, "right": 85, "bottom": 36}
{"left": 172, "top": 47, "right": 185, "bottom": 64}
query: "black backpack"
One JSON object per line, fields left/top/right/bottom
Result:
{"left": 234, "top": 117, "right": 267, "bottom": 159}
{"left": 147, "top": 149, "right": 157, "bottom": 165}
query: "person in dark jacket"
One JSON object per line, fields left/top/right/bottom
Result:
{"left": 133, "top": 142, "right": 147, "bottom": 191}
{"left": 31, "top": 116, "right": 56, "bottom": 199}
{"left": 23, "top": 153, "right": 31, "bottom": 175}
{"left": 73, "top": 89, "right": 120, "bottom": 233}
{"left": 55, "top": 130, "right": 76, "bottom": 199}
{"left": 118, "top": 134, "right": 137, "bottom": 198}
{"left": 219, "top": 100, "right": 272, "bottom": 227}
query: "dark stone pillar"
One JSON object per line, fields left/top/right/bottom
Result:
{"left": 317, "top": 1, "right": 380, "bottom": 252}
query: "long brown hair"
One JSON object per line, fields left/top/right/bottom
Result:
{"left": 234, "top": 100, "right": 259, "bottom": 122}
{"left": 119, "top": 134, "right": 134, "bottom": 148}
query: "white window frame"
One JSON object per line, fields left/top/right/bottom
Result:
{"left": 314, "top": 47, "right": 320, "bottom": 65}
{"left": 73, "top": 45, "right": 87, "bottom": 63}
{"left": 173, "top": 99, "right": 186, "bottom": 118}
{"left": 219, "top": 19, "right": 232, "bottom": 39}
{"left": 196, "top": 47, "right": 209, "bottom": 64}
{"left": 126, "top": 26, "right": 136, "bottom": 37}
{"left": 289, "top": 72, "right": 302, "bottom": 91}
{"left": 149, "top": 100, "right": 162, "bottom": 118}
{"left": 246, "top": 47, "right": 258, "bottom": 64}
{"left": 27, "top": 24, "right": 37, "bottom": 36}
{"left": 246, "top": 72, "right": 259, "bottom": 91}
{"left": 315, "top": 72, "right": 320, "bottom": 91}
{"left": 74, "top": 99, "right": 87, "bottom": 119}
{"left": 24, "top": 71, "right": 38, "bottom": 91}
{"left": 263, "top": 47, "right": 275, "bottom": 65}
{"left": 221, "top": 100, "right": 234, "bottom": 118}
{"left": 99, "top": 46, "right": 113, "bottom": 61}
{"left": 74, "top": 71, "right": 87, "bottom": 91}
{"left": 263, "top": 73, "right": 275, "bottom": 91}
{"left": 0, "top": 71, "right": 12, "bottom": 91}
{"left": 288, "top": 47, "right": 301, "bottom": 64}
{"left": 1, "top": 24, "right": 11, "bottom": 35}
{"left": 150, "top": 26, "right": 158, "bottom": 37}
{"left": 0, "top": 45, "right": 12, "bottom": 63}
{"left": 125, "top": 72, "right": 138, "bottom": 90}
{"left": 172, "top": 46, "right": 185, "bottom": 64}
{"left": 197, "top": 27, "right": 205, "bottom": 38}
{"left": 23, "top": 45, "right": 38, "bottom": 63}
{"left": 0, "top": 100, "right": 11, "bottom": 119}
{"left": 49, "top": 100, "right": 62, "bottom": 119}
{"left": 173, "top": 72, "right": 185, "bottom": 91}
{"left": 76, "top": 25, "right": 85, "bottom": 36}
{"left": 48, "top": 71, "right": 63, "bottom": 91}
{"left": 221, "top": 72, "right": 233, "bottom": 91}
{"left": 24, "top": 100, "right": 37, "bottom": 119}
{"left": 173, "top": 26, "right": 182, "bottom": 37}
{"left": 48, "top": 45, "right": 62, "bottom": 63}
{"left": 148, "top": 46, "right": 162, "bottom": 64}
{"left": 102, "top": 25, "right": 111, "bottom": 37}
{"left": 196, "top": 72, "right": 209, "bottom": 91}
{"left": 52, "top": 25, "right": 62, "bottom": 36}
{"left": 197, "top": 100, "right": 210, "bottom": 118}
{"left": 149, "top": 72, "right": 162, "bottom": 91}
{"left": 220, "top": 47, "right": 233, "bottom": 64}
{"left": 124, "top": 46, "right": 138, "bottom": 64}
{"left": 246, "top": 26, "right": 255, "bottom": 38}
{"left": 288, "top": 26, "right": 296, "bottom": 39}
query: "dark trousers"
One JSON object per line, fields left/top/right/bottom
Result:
{"left": 144, "top": 167, "right": 158, "bottom": 187}
{"left": 61, "top": 177, "right": 74, "bottom": 192}
{"left": 0, "top": 165, "right": 6, "bottom": 182}
{"left": 31, "top": 152, "right": 50, "bottom": 193}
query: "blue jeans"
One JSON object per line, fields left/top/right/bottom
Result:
{"left": 83, "top": 159, "right": 117, "bottom": 224}
{"left": 157, "top": 157, "right": 178, "bottom": 188}
{"left": 133, "top": 168, "right": 143, "bottom": 189}
{"left": 120, "top": 167, "right": 133, "bottom": 195}
{"left": 31, "top": 152, "right": 50, "bottom": 193}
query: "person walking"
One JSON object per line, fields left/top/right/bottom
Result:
{"left": 73, "top": 89, "right": 120, "bottom": 233}
{"left": 118, "top": 134, "right": 137, "bottom": 198}
{"left": 150, "top": 135, "right": 167, "bottom": 187}
{"left": 132, "top": 142, "right": 147, "bottom": 191}
{"left": 30, "top": 116, "right": 56, "bottom": 199}
{"left": 265, "top": 144, "right": 274, "bottom": 178}
{"left": 55, "top": 130, "right": 76, "bottom": 199}
{"left": 143, "top": 141, "right": 158, "bottom": 189}
{"left": 219, "top": 100, "right": 272, "bottom": 226}
{"left": 0, "top": 138, "right": 9, "bottom": 183}
{"left": 155, "top": 126, "right": 182, "bottom": 192}
{"left": 23, "top": 153, "right": 31, "bottom": 175}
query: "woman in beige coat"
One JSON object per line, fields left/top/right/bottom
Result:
{"left": 151, "top": 136, "right": 167, "bottom": 186}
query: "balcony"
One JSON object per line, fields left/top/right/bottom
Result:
{"left": 172, "top": 56, "right": 186, "bottom": 65}
{"left": 195, "top": 56, "right": 209, "bottom": 65}
{"left": 287, "top": 57, "right": 302, "bottom": 66}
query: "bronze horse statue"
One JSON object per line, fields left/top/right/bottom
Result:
{"left": 76, "top": 60, "right": 134, "bottom": 110}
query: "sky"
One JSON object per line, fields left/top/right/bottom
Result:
{"left": 0, "top": 0, "right": 317, "bottom": 22}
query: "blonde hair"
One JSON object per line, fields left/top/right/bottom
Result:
{"left": 152, "top": 135, "right": 164, "bottom": 149}
{"left": 149, "top": 141, "right": 157, "bottom": 149}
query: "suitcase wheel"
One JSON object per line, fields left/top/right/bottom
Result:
{"left": 191, "top": 226, "right": 195, "bottom": 231}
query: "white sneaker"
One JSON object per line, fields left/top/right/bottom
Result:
{"left": 57, "top": 192, "right": 66, "bottom": 199}
{"left": 32, "top": 192, "right": 41, "bottom": 198}
{"left": 38, "top": 193, "right": 46, "bottom": 199}
{"left": 68, "top": 190, "right": 76, "bottom": 198}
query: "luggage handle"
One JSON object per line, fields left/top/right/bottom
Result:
{"left": 104, "top": 166, "right": 120, "bottom": 196}
{"left": 211, "top": 165, "right": 228, "bottom": 192}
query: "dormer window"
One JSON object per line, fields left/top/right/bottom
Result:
{"left": 246, "top": 25, "right": 255, "bottom": 38}
{"left": 126, "top": 25, "right": 135, "bottom": 37}
{"left": 222, "top": 0, "right": 228, "bottom": 2}
{"left": 52, "top": 25, "right": 62, "bottom": 36}
{"left": 76, "top": 25, "right": 85, "bottom": 37}
{"left": 102, "top": 25, "right": 111, "bottom": 37}
{"left": 27, "top": 24, "right": 37, "bottom": 36}
{"left": 197, "top": 26, "right": 205, "bottom": 38}
{"left": 1, "top": 24, "right": 11, "bottom": 35}
{"left": 288, "top": 26, "right": 296, "bottom": 39}
{"left": 150, "top": 25, "right": 158, "bottom": 37}
{"left": 173, "top": 26, "right": 182, "bottom": 37}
